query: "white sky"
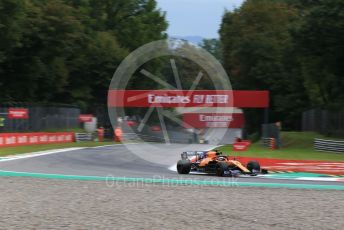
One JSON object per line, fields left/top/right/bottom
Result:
{"left": 156, "top": 0, "right": 244, "bottom": 38}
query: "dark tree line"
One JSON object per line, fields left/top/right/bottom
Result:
{"left": 220, "top": 0, "right": 344, "bottom": 131}
{"left": 0, "top": 0, "right": 167, "bottom": 110}
{"left": 1, "top": 0, "right": 343, "bottom": 133}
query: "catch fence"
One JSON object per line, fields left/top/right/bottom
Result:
{"left": 0, "top": 103, "right": 80, "bottom": 132}
{"left": 302, "top": 109, "right": 344, "bottom": 136}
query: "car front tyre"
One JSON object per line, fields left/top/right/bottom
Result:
{"left": 247, "top": 160, "right": 261, "bottom": 173}
{"left": 216, "top": 162, "right": 230, "bottom": 177}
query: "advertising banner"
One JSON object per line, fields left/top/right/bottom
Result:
{"left": 232, "top": 142, "right": 250, "bottom": 151}
{"left": 183, "top": 113, "right": 245, "bottom": 128}
{"left": 8, "top": 108, "right": 29, "bottom": 119}
{"left": 79, "top": 114, "right": 93, "bottom": 122}
{"left": 108, "top": 90, "right": 269, "bottom": 108}
{"left": 0, "top": 132, "right": 75, "bottom": 147}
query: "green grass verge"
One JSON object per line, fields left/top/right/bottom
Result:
{"left": 0, "top": 141, "right": 116, "bottom": 157}
{"left": 219, "top": 132, "right": 344, "bottom": 162}
{"left": 6, "top": 127, "right": 87, "bottom": 133}
{"left": 39, "top": 127, "right": 86, "bottom": 133}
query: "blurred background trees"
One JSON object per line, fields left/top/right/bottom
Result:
{"left": 0, "top": 0, "right": 167, "bottom": 110}
{"left": 1, "top": 0, "right": 343, "bottom": 132}
{"left": 220, "top": 0, "right": 344, "bottom": 131}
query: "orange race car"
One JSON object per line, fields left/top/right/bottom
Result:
{"left": 176, "top": 150, "right": 268, "bottom": 177}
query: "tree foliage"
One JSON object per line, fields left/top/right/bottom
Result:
{"left": 291, "top": 0, "right": 344, "bottom": 110}
{"left": 220, "top": 0, "right": 343, "bottom": 131}
{"left": 200, "top": 38, "right": 222, "bottom": 63}
{"left": 0, "top": 0, "right": 167, "bottom": 110}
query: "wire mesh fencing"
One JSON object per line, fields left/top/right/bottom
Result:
{"left": 0, "top": 103, "right": 80, "bottom": 132}
{"left": 302, "top": 108, "right": 344, "bottom": 136}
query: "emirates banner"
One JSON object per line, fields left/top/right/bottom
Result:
{"left": 183, "top": 113, "right": 245, "bottom": 128}
{"left": 108, "top": 90, "right": 269, "bottom": 108}
{"left": 0, "top": 132, "right": 75, "bottom": 147}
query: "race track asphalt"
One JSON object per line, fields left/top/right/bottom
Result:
{"left": 0, "top": 143, "right": 343, "bottom": 186}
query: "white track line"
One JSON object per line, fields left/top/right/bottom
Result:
{"left": 294, "top": 177, "right": 344, "bottom": 182}
{"left": 90, "top": 144, "right": 120, "bottom": 149}
{"left": 90, "top": 143, "right": 142, "bottom": 149}
{"left": 262, "top": 175, "right": 344, "bottom": 182}
{"left": 0, "top": 148, "right": 84, "bottom": 162}
{"left": 0, "top": 143, "right": 145, "bottom": 162}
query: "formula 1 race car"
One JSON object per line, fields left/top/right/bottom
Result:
{"left": 176, "top": 150, "right": 268, "bottom": 177}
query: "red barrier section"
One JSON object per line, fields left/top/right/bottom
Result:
{"left": 232, "top": 140, "right": 251, "bottom": 151}
{"left": 79, "top": 114, "right": 93, "bottom": 122}
{"left": 8, "top": 108, "right": 29, "bottom": 119}
{"left": 108, "top": 90, "right": 269, "bottom": 108}
{"left": 0, "top": 132, "right": 75, "bottom": 147}
{"left": 229, "top": 156, "right": 344, "bottom": 175}
{"left": 232, "top": 142, "right": 249, "bottom": 151}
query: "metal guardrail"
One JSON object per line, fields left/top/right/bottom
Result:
{"left": 261, "top": 137, "right": 277, "bottom": 149}
{"left": 262, "top": 138, "right": 270, "bottom": 147}
{"left": 314, "top": 138, "right": 344, "bottom": 153}
{"left": 75, "top": 133, "right": 93, "bottom": 142}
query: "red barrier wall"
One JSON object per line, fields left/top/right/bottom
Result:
{"left": 0, "top": 132, "right": 75, "bottom": 147}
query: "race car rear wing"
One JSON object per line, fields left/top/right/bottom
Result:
{"left": 181, "top": 151, "right": 208, "bottom": 160}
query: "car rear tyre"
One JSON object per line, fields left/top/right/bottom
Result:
{"left": 247, "top": 160, "right": 260, "bottom": 172}
{"left": 216, "top": 162, "right": 230, "bottom": 177}
{"left": 177, "top": 160, "right": 191, "bottom": 174}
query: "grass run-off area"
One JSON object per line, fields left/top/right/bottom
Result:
{"left": 0, "top": 141, "right": 116, "bottom": 157}
{"left": 219, "top": 132, "right": 344, "bottom": 162}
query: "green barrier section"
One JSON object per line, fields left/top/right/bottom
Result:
{"left": 265, "top": 172, "right": 343, "bottom": 178}
{"left": 0, "top": 170, "right": 343, "bottom": 190}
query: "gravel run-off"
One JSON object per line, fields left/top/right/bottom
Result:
{"left": 1, "top": 177, "right": 343, "bottom": 230}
